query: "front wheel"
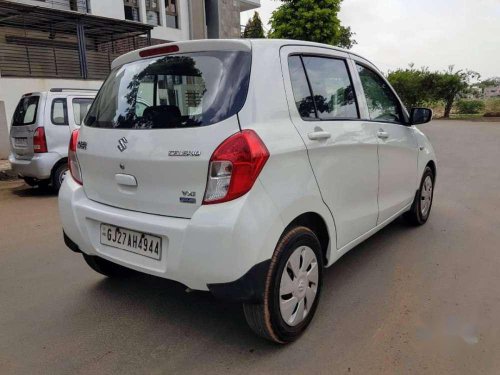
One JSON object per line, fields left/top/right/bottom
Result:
{"left": 404, "top": 166, "right": 435, "bottom": 225}
{"left": 243, "top": 226, "right": 323, "bottom": 344}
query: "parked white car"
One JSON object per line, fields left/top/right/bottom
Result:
{"left": 59, "top": 40, "right": 436, "bottom": 343}
{"left": 9, "top": 89, "right": 96, "bottom": 190}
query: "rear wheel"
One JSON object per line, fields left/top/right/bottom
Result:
{"left": 51, "top": 162, "right": 69, "bottom": 192}
{"left": 404, "top": 166, "right": 435, "bottom": 225}
{"left": 83, "top": 254, "right": 137, "bottom": 278}
{"left": 243, "top": 226, "right": 323, "bottom": 344}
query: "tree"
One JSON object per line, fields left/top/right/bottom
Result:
{"left": 388, "top": 66, "right": 434, "bottom": 109}
{"left": 268, "top": 0, "right": 356, "bottom": 49}
{"left": 431, "top": 68, "right": 480, "bottom": 118}
{"left": 477, "top": 77, "right": 500, "bottom": 89}
{"left": 242, "top": 12, "right": 266, "bottom": 39}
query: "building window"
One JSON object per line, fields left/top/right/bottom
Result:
{"left": 124, "top": 0, "right": 140, "bottom": 22}
{"left": 146, "top": 0, "right": 160, "bottom": 26}
{"left": 165, "top": 0, "right": 179, "bottom": 28}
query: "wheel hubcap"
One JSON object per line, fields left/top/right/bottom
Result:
{"left": 59, "top": 169, "right": 68, "bottom": 185}
{"left": 420, "top": 175, "right": 433, "bottom": 217}
{"left": 279, "top": 246, "right": 319, "bottom": 327}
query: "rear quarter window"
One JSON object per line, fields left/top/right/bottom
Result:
{"left": 51, "top": 98, "right": 69, "bottom": 125}
{"left": 12, "top": 96, "right": 39, "bottom": 126}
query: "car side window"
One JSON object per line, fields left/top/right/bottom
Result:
{"left": 51, "top": 98, "right": 68, "bottom": 125}
{"left": 72, "top": 98, "right": 94, "bottom": 126}
{"left": 302, "top": 56, "right": 359, "bottom": 120}
{"left": 288, "top": 55, "right": 316, "bottom": 119}
{"left": 356, "top": 64, "right": 403, "bottom": 124}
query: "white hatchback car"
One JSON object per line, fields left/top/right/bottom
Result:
{"left": 59, "top": 40, "right": 436, "bottom": 343}
{"left": 9, "top": 89, "right": 96, "bottom": 190}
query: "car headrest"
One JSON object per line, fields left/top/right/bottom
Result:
{"left": 143, "top": 105, "right": 182, "bottom": 128}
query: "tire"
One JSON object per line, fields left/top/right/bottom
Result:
{"left": 83, "top": 254, "right": 137, "bottom": 278}
{"left": 243, "top": 226, "right": 323, "bottom": 344}
{"left": 23, "top": 177, "right": 37, "bottom": 187}
{"left": 51, "top": 162, "right": 69, "bottom": 192}
{"left": 404, "top": 166, "right": 435, "bottom": 226}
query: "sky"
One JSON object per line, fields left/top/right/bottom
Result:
{"left": 241, "top": 0, "right": 500, "bottom": 79}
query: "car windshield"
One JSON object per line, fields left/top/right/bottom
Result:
{"left": 84, "top": 51, "right": 251, "bottom": 129}
{"left": 12, "top": 96, "right": 39, "bottom": 126}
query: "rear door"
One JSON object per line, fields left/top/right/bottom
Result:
{"left": 9, "top": 94, "right": 41, "bottom": 160}
{"left": 281, "top": 46, "right": 380, "bottom": 249}
{"left": 77, "top": 49, "right": 251, "bottom": 219}
{"left": 44, "top": 96, "right": 71, "bottom": 156}
{"left": 353, "top": 61, "right": 418, "bottom": 223}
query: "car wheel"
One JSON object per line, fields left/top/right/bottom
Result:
{"left": 404, "top": 166, "right": 435, "bottom": 226}
{"left": 23, "top": 177, "right": 37, "bottom": 187}
{"left": 243, "top": 226, "right": 323, "bottom": 344}
{"left": 83, "top": 254, "right": 137, "bottom": 278}
{"left": 51, "top": 162, "right": 69, "bottom": 192}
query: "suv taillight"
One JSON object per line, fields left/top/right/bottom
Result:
{"left": 203, "top": 130, "right": 269, "bottom": 205}
{"left": 33, "top": 127, "right": 48, "bottom": 153}
{"left": 68, "top": 129, "right": 83, "bottom": 185}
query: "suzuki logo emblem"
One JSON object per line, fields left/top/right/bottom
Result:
{"left": 117, "top": 137, "right": 128, "bottom": 152}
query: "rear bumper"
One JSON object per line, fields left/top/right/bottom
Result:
{"left": 59, "top": 177, "right": 284, "bottom": 301}
{"left": 9, "top": 153, "right": 60, "bottom": 180}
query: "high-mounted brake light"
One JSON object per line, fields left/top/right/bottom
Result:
{"left": 33, "top": 127, "right": 48, "bottom": 153}
{"left": 68, "top": 129, "right": 83, "bottom": 185}
{"left": 139, "top": 45, "right": 179, "bottom": 58}
{"left": 203, "top": 130, "right": 270, "bottom": 205}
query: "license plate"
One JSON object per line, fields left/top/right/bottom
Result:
{"left": 14, "top": 137, "right": 28, "bottom": 147}
{"left": 100, "top": 224, "right": 162, "bottom": 260}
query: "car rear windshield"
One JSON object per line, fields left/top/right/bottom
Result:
{"left": 85, "top": 51, "right": 251, "bottom": 129}
{"left": 12, "top": 96, "right": 39, "bottom": 126}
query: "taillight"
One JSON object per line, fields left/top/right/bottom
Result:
{"left": 68, "top": 129, "right": 83, "bottom": 185}
{"left": 203, "top": 130, "right": 269, "bottom": 205}
{"left": 33, "top": 127, "right": 48, "bottom": 153}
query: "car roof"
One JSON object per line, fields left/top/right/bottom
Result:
{"left": 111, "top": 39, "right": 375, "bottom": 70}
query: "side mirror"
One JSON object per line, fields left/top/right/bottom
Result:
{"left": 410, "top": 108, "right": 433, "bottom": 125}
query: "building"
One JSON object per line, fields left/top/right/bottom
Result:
{"left": 484, "top": 86, "right": 500, "bottom": 99}
{"left": 0, "top": 0, "right": 260, "bottom": 157}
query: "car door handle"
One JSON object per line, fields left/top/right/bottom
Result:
{"left": 377, "top": 130, "right": 389, "bottom": 140}
{"left": 308, "top": 131, "right": 331, "bottom": 141}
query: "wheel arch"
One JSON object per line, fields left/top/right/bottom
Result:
{"left": 51, "top": 157, "right": 68, "bottom": 178}
{"left": 426, "top": 160, "right": 437, "bottom": 181}
{"left": 283, "top": 212, "right": 331, "bottom": 266}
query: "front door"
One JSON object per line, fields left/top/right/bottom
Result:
{"left": 354, "top": 63, "right": 419, "bottom": 223}
{"left": 281, "top": 47, "right": 379, "bottom": 249}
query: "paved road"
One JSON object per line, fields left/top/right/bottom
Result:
{"left": 1, "top": 120, "right": 500, "bottom": 374}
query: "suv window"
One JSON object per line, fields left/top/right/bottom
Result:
{"left": 12, "top": 96, "right": 39, "bottom": 126}
{"left": 85, "top": 51, "right": 251, "bottom": 129}
{"left": 356, "top": 64, "right": 403, "bottom": 124}
{"left": 72, "top": 98, "right": 93, "bottom": 126}
{"left": 51, "top": 98, "right": 68, "bottom": 125}
{"left": 301, "top": 56, "right": 358, "bottom": 120}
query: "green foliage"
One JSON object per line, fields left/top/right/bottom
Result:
{"left": 456, "top": 99, "right": 486, "bottom": 114}
{"left": 242, "top": 12, "right": 266, "bottom": 39}
{"left": 387, "top": 67, "right": 434, "bottom": 109}
{"left": 387, "top": 65, "right": 480, "bottom": 118}
{"left": 268, "top": 0, "right": 356, "bottom": 49}
{"left": 477, "top": 77, "right": 500, "bottom": 89}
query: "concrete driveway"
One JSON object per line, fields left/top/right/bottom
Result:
{"left": 1, "top": 120, "right": 500, "bottom": 374}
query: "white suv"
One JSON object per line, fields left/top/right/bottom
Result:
{"left": 9, "top": 89, "right": 96, "bottom": 190}
{"left": 59, "top": 40, "right": 436, "bottom": 343}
